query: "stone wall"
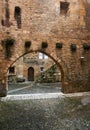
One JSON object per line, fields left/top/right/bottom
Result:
{"left": 0, "top": 0, "right": 90, "bottom": 96}
{"left": 84, "top": 0, "right": 90, "bottom": 31}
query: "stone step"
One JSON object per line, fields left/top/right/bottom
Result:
{"left": 1, "top": 92, "right": 90, "bottom": 101}
{"left": 1, "top": 93, "right": 64, "bottom": 101}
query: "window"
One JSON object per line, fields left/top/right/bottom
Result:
{"left": 9, "top": 66, "right": 15, "bottom": 73}
{"left": 60, "top": 2, "right": 69, "bottom": 15}
{"left": 1, "top": 1, "right": 10, "bottom": 27}
{"left": 39, "top": 53, "right": 43, "bottom": 59}
{"left": 39, "top": 53, "right": 48, "bottom": 60}
{"left": 14, "top": 6, "right": 21, "bottom": 28}
{"left": 44, "top": 54, "right": 48, "bottom": 59}
{"left": 1, "top": 20, "right": 5, "bottom": 26}
{"left": 40, "top": 67, "right": 44, "bottom": 72}
{"left": 5, "top": 7, "right": 10, "bottom": 19}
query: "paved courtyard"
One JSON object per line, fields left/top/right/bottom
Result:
{"left": 8, "top": 82, "right": 61, "bottom": 95}
{"left": 0, "top": 94, "right": 90, "bottom": 130}
{"left": 0, "top": 82, "right": 90, "bottom": 130}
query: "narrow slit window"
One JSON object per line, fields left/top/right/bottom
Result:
{"left": 5, "top": 7, "right": 10, "bottom": 19}
{"left": 60, "top": 2, "right": 69, "bottom": 15}
{"left": 39, "top": 53, "right": 43, "bottom": 59}
{"left": 14, "top": 6, "right": 21, "bottom": 29}
{"left": 4, "top": 0, "right": 11, "bottom": 27}
{"left": 1, "top": 19, "right": 5, "bottom": 26}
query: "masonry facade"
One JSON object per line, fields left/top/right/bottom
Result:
{"left": 0, "top": 0, "right": 90, "bottom": 96}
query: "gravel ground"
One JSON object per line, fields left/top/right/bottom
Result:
{"left": 0, "top": 96, "right": 90, "bottom": 130}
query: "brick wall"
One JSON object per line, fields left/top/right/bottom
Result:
{"left": 0, "top": 0, "right": 90, "bottom": 96}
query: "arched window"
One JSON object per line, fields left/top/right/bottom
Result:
{"left": 14, "top": 6, "right": 21, "bottom": 28}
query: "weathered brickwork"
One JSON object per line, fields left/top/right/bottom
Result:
{"left": 0, "top": 0, "right": 90, "bottom": 96}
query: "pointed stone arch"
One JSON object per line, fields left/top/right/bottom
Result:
{"left": 5, "top": 50, "right": 65, "bottom": 94}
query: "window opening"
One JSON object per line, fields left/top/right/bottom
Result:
{"left": 14, "top": 6, "right": 21, "bottom": 29}
{"left": 60, "top": 2, "right": 69, "bottom": 15}
{"left": 44, "top": 54, "right": 48, "bottom": 59}
{"left": 5, "top": 7, "right": 10, "bottom": 19}
{"left": 1, "top": 0, "right": 11, "bottom": 27}
{"left": 9, "top": 66, "right": 15, "bottom": 74}
{"left": 39, "top": 53, "right": 43, "bottom": 59}
{"left": 39, "top": 53, "right": 48, "bottom": 60}
{"left": 1, "top": 20, "right": 5, "bottom": 26}
{"left": 40, "top": 67, "right": 44, "bottom": 72}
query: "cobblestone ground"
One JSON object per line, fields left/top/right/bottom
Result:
{"left": 0, "top": 94, "right": 90, "bottom": 130}
{"left": 8, "top": 82, "right": 61, "bottom": 94}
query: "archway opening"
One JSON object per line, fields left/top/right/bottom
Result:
{"left": 7, "top": 51, "right": 63, "bottom": 95}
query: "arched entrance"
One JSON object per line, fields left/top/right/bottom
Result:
{"left": 28, "top": 67, "right": 34, "bottom": 81}
{"left": 4, "top": 51, "right": 65, "bottom": 96}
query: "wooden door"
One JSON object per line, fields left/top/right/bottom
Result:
{"left": 28, "top": 67, "right": 34, "bottom": 81}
